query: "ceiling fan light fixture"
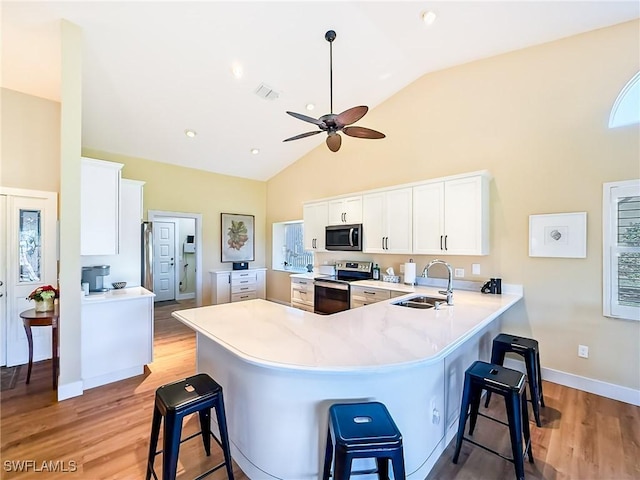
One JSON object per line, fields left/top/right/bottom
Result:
{"left": 283, "top": 29, "right": 386, "bottom": 153}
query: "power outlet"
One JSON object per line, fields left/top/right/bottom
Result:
{"left": 400, "top": 264, "right": 405, "bottom": 274}
{"left": 454, "top": 268, "right": 464, "bottom": 278}
{"left": 578, "top": 345, "right": 589, "bottom": 358}
{"left": 472, "top": 263, "right": 481, "bottom": 275}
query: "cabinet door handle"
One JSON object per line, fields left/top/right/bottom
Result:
{"left": 240, "top": 287, "right": 249, "bottom": 291}
{"left": 444, "top": 235, "right": 448, "bottom": 251}
{"left": 381, "top": 237, "right": 385, "bottom": 249}
{"left": 440, "top": 235, "right": 444, "bottom": 250}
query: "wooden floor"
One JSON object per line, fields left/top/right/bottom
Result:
{"left": 1, "top": 299, "right": 639, "bottom": 479}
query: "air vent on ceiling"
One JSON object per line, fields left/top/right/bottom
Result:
{"left": 255, "top": 83, "right": 279, "bottom": 100}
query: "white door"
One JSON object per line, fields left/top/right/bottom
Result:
{"left": 153, "top": 221, "right": 175, "bottom": 302}
{"left": 3, "top": 190, "right": 57, "bottom": 367}
{"left": 0, "top": 195, "right": 6, "bottom": 366}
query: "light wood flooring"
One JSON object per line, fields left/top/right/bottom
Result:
{"left": 1, "top": 299, "right": 639, "bottom": 479}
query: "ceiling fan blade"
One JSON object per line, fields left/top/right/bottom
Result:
{"left": 343, "top": 126, "right": 386, "bottom": 139}
{"left": 335, "top": 106, "right": 368, "bottom": 127}
{"left": 283, "top": 131, "right": 323, "bottom": 142}
{"left": 326, "top": 133, "right": 342, "bottom": 152}
{"left": 286, "top": 111, "right": 325, "bottom": 127}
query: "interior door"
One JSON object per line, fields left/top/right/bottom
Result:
{"left": 1, "top": 195, "right": 6, "bottom": 366}
{"left": 153, "top": 221, "right": 175, "bottom": 302}
{"left": 4, "top": 191, "right": 57, "bottom": 367}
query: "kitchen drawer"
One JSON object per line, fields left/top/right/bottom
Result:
{"left": 350, "top": 286, "right": 391, "bottom": 309}
{"left": 291, "top": 287, "right": 313, "bottom": 306}
{"left": 231, "top": 271, "right": 258, "bottom": 283}
{"left": 232, "top": 282, "right": 256, "bottom": 294}
{"left": 291, "top": 277, "right": 314, "bottom": 290}
{"left": 231, "top": 291, "right": 257, "bottom": 302}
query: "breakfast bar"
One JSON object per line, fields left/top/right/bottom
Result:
{"left": 172, "top": 287, "right": 522, "bottom": 479}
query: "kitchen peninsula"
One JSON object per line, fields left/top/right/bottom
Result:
{"left": 172, "top": 286, "right": 522, "bottom": 479}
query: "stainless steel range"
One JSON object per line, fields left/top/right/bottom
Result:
{"left": 314, "top": 261, "right": 373, "bottom": 315}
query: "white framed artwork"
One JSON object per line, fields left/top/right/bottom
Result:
{"left": 529, "top": 212, "right": 587, "bottom": 258}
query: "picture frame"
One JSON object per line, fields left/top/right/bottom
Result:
{"left": 529, "top": 212, "right": 587, "bottom": 258}
{"left": 221, "top": 213, "right": 255, "bottom": 262}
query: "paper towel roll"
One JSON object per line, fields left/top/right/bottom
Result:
{"left": 404, "top": 262, "right": 416, "bottom": 285}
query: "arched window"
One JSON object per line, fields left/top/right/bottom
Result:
{"left": 609, "top": 71, "right": 640, "bottom": 128}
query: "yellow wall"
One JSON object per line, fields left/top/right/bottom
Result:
{"left": 1, "top": 88, "right": 60, "bottom": 191}
{"left": 266, "top": 21, "right": 640, "bottom": 389}
{"left": 82, "top": 149, "right": 267, "bottom": 305}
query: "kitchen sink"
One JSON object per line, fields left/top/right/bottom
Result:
{"left": 392, "top": 295, "right": 447, "bottom": 310}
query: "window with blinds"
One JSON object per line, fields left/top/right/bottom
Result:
{"left": 603, "top": 180, "right": 640, "bottom": 320}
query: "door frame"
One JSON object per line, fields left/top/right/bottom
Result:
{"left": 148, "top": 210, "right": 203, "bottom": 306}
{"left": 1, "top": 187, "right": 58, "bottom": 367}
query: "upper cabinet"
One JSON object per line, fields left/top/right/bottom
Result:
{"left": 81, "top": 158, "right": 124, "bottom": 255}
{"left": 303, "top": 201, "right": 328, "bottom": 251}
{"left": 362, "top": 187, "right": 412, "bottom": 254}
{"left": 413, "top": 173, "right": 490, "bottom": 256}
{"left": 327, "top": 196, "right": 363, "bottom": 225}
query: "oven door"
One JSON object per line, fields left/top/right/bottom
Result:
{"left": 314, "top": 280, "right": 350, "bottom": 315}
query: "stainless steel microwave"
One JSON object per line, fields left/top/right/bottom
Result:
{"left": 325, "top": 224, "right": 363, "bottom": 251}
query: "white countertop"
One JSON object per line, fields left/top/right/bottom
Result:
{"left": 172, "top": 288, "right": 522, "bottom": 372}
{"left": 289, "top": 272, "right": 329, "bottom": 280}
{"left": 81, "top": 286, "right": 155, "bottom": 304}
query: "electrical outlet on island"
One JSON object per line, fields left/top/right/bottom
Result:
{"left": 578, "top": 345, "right": 589, "bottom": 358}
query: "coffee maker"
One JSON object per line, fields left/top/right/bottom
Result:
{"left": 82, "top": 265, "right": 111, "bottom": 292}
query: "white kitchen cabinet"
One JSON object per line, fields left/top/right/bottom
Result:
{"left": 350, "top": 285, "right": 391, "bottom": 308}
{"left": 81, "top": 288, "right": 154, "bottom": 389}
{"left": 210, "top": 268, "right": 266, "bottom": 304}
{"left": 328, "top": 196, "right": 362, "bottom": 225}
{"left": 413, "top": 173, "right": 490, "bottom": 256}
{"left": 303, "top": 201, "right": 328, "bottom": 251}
{"left": 81, "top": 157, "right": 124, "bottom": 255}
{"left": 290, "top": 277, "right": 315, "bottom": 312}
{"left": 362, "top": 187, "right": 412, "bottom": 254}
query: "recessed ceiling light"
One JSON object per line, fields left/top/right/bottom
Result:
{"left": 422, "top": 10, "right": 437, "bottom": 26}
{"left": 231, "top": 63, "right": 243, "bottom": 79}
{"left": 250, "top": 148, "right": 260, "bottom": 155}
{"left": 306, "top": 103, "right": 315, "bottom": 111}
{"left": 184, "top": 129, "right": 197, "bottom": 138}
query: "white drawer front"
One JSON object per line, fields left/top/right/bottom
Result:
{"left": 231, "top": 271, "right": 258, "bottom": 282}
{"left": 232, "top": 283, "right": 256, "bottom": 294}
{"left": 291, "top": 287, "right": 313, "bottom": 305}
{"left": 231, "top": 291, "right": 257, "bottom": 302}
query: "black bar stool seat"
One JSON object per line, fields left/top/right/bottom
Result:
{"left": 146, "top": 373, "right": 234, "bottom": 480}
{"left": 453, "top": 361, "right": 533, "bottom": 480}
{"left": 485, "top": 333, "right": 545, "bottom": 426}
{"left": 323, "top": 401, "right": 406, "bottom": 480}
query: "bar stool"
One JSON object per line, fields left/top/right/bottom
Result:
{"left": 322, "top": 402, "right": 406, "bottom": 480}
{"left": 484, "top": 333, "right": 545, "bottom": 427}
{"left": 146, "top": 373, "right": 234, "bottom": 480}
{"left": 453, "top": 361, "right": 533, "bottom": 480}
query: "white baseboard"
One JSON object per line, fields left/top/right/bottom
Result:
{"left": 82, "top": 365, "right": 144, "bottom": 391}
{"left": 57, "top": 380, "right": 83, "bottom": 401}
{"left": 176, "top": 292, "right": 195, "bottom": 300}
{"left": 503, "top": 358, "right": 640, "bottom": 407}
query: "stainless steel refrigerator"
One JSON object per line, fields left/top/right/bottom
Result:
{"left": 141, "top": 222, "right": 153, "bottom": 291}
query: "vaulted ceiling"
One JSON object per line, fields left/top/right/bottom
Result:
{"left": 3, "top": 1, "right": 638, "bottom": 180}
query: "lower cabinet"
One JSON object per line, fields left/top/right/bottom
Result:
{"left": 350, "top": 285, "right": 406, "bottom": 308}
{"left": 81, "top": 294, "right": 154, "bottom": 389}
{"left": 290, "top": 277, "right": 315, "bottom": 312}
{"left": 210, "top": 269, "right": 266, "bottom": 304}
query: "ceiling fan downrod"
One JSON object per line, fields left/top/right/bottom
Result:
{"left": 325, "top": 30, "right": 336, "bottom": 114}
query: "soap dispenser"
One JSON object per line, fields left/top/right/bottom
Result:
{"left": 372, "top": 263, "right": 380, "bottom": 280}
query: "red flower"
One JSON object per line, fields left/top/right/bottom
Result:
{"left": 27, "top": 285, "right": 58, "bottom": 302}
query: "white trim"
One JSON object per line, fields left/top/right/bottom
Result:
{"left": 57, "top": 380, "right": 84, "bottom": 401}
{"left": 609, "top": 70, "right": 640, "bottom": 128}
{"left": 503, "top": 358, "right": 640, "bottom": 407}
{"left": 176, "top": 292, "right": 195, "bottom": 301}
{"left": 148, "top": 210, "right": 203, "bottom": 307}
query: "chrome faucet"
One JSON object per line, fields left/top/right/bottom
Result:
{"left": 422, "top": 259, "right": 454, "bottom": 305}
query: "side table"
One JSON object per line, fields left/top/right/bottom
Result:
{"left": 19, "top": 306, "right": 59, "bottom": 389}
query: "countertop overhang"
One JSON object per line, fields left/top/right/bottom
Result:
{"left": 172, "top": 287, "right": 522, "bottom": 372}
{"left": 81, "top": 286, "right": 155, "bottom": 304}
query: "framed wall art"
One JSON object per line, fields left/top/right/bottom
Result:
{"left": 529, "top": 212, "right": 587, "bottom": 258}
{"left": 221, "top": 213, "right": 255, "bottom": 262}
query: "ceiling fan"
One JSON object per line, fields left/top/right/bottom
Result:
{"left": 283, "top": 30, "right": 385, "bottom": 153}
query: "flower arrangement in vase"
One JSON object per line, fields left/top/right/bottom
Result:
{"left": 27, "top": 285, "right": 58, "bottom": 312}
